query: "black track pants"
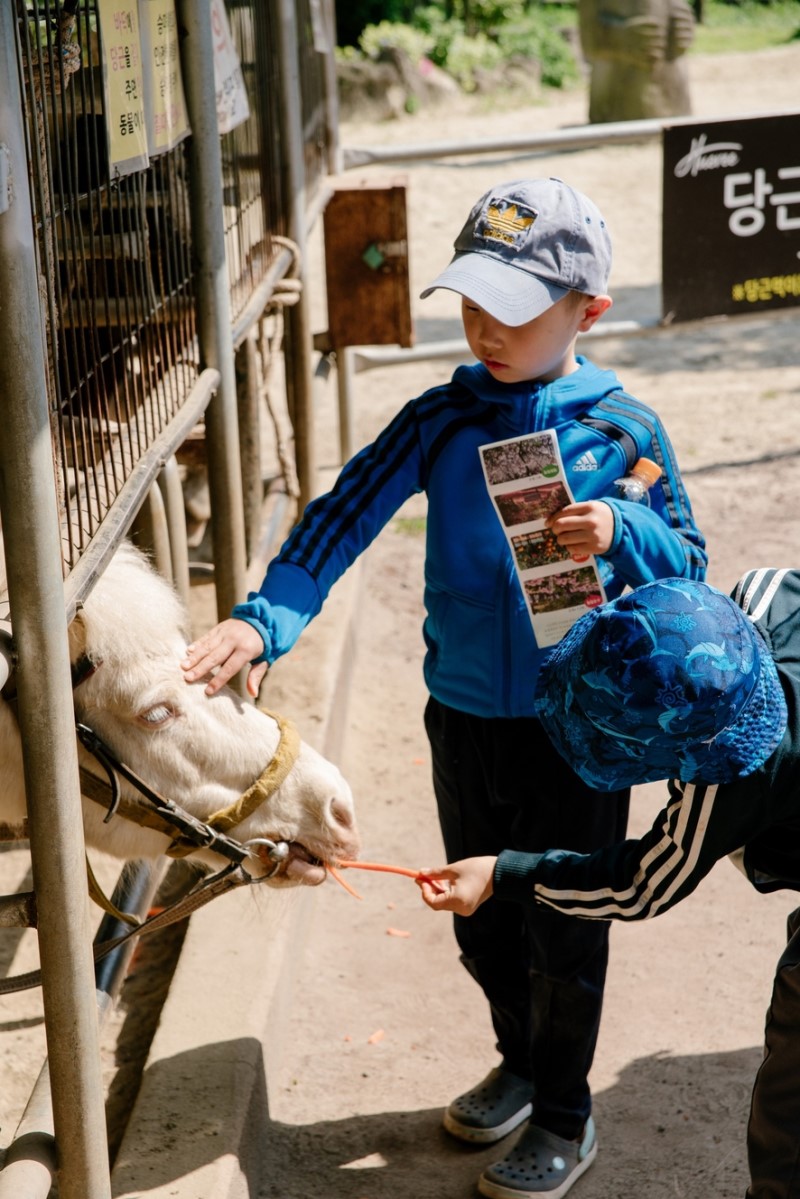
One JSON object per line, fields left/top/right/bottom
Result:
{"left": 747, "top": 906, "right": 800, "bottom": 1198}
{"left": 424, "top": 696, "right": 630, "bottom": 1140}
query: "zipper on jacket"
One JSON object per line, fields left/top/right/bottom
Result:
{"left": 528, "top": 383, "right": 545, "bottom": 432}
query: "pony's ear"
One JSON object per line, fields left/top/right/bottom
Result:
{"left": 68, "top": 607, "right": 88, "bottom": 665}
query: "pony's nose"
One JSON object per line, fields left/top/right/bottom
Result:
{"left": 329, "top": 794, "right": 355, "bottom": 833}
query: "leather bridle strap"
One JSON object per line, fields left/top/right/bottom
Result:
{"left": 206, "top": 709, "right": 301, "bottom": 834}
{"left": 0, "top": 860, "right": 263, "bottom": 996}
{"left": 76, "top": 723, "right": 251, "bottom": 864}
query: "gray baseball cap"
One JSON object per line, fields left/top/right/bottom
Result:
{"left": 420, "top": 177, "right": 612, "bottom": 326}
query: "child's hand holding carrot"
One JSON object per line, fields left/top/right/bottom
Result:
{"left": 416, "top": 856, "right": 497, "bottom": 916}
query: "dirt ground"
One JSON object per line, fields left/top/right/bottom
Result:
{"left": 262, "top": 44, "right": 800, "bottom": 1199}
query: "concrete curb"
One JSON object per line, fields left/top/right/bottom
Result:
{"left": 111, "top": 558, "right": 363, "bottom": 1199}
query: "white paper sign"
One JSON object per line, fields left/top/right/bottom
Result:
{"left": 210, "top": 0, "right": 250, "bottom": 135}
{"left": 139, "top": 0, "right": 191, "bottom": 155}
{"left": 98, "top": 0, "right": 149, "bottom": 176}
{"left": 479, "top": 429, "right": 607, "bottom": 648}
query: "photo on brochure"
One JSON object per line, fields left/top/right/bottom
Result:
{"left": 479, "top": 430, "right": 607, "bottom": 648}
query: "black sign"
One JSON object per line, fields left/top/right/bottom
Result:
{"left": 662, "top": 112, "right": 800, "bottom": 323}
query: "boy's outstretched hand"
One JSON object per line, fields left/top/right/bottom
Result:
{"left": 181, "top": 618, "right": 267, "bottom": 697}
{"left": 547, "top": 500, "right": 614, "bottom": 558}
{"left": 417, "top": 856, "right": 497, "bottom": 916}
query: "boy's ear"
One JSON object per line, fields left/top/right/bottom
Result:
{"left": 578, "top": 294, "right": 613, "bottom": 331}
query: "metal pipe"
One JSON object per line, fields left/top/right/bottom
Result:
{"left": 157, "top": 455, "right": 192, "bottom": 609}
{"left": 231, "top": 246, "right": 293, "bottom": 349}
{"left": 341, "top": 106, "right": 800, "bottom": 170}
{"left": 276, "top": 0, "right": 317, "bottom": 511}
{"left": 236, "top": 334, "right": 263, "bottom": 564}
{"left": 176, "top": 0, "right": 248, "bottom": 627}
{"left": 336, "top": 346, "right": 356, "bottom": 463}
{"left": 132, "top": 482, "right": 174, "bottom": 582}
{"left": 0, "top": 627, "right": 14, "bottom": 692}
{"left": 0, "top": 861, "right": 166, "bottom": 1199}
{"left": 92, "top": 860, "right": 168, "bottom": 999}
{"left": 0, "top": 892, "right": 37, "bottom": 928}
{"left": 0, "top": 1058, "right": 60, "bottom": 1199}
{"left": 321, "top": 0, "right": 341, "bottom": 175}
{"left": 349, "top": 318, "right": 661, "bottom": 373}
{"left": 0, "top": 7, "right": 111, "bottom": 1195}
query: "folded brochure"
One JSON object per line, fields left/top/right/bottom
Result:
{"left": 479, "top": 429, "right": 606, "bottom": 648}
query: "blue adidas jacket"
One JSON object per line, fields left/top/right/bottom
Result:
{"left": 234, "top": 357, "right": 707, "bottom": 718}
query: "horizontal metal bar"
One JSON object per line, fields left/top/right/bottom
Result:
{"left": 342, "top": 106, "right": 800, "bottom": 170}
{"left": 231, "top": 247, "right": 295, "bottom": 348}
{"left": 350, "top": 317, "right": 660, "bottom": 373}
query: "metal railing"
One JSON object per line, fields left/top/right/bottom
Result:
{"left": 18, "top": 2, "right": 202, "bottom": 579}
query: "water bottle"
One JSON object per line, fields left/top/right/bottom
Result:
{"left": 614, "top": 457, "right": 661, "bottom": 504}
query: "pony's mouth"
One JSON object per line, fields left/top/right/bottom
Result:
{"left": 254, "top": 839, "right": 326, "bottom": 885}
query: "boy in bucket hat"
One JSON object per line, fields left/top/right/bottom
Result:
{"left": 183, "top": 177, "right": 706, "bottom": 1196}
{"left": 420, "top": 569, "right": 799, "bottom": 1199}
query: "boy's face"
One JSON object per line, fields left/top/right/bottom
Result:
{"left": 461, "top": 293, "right": 603, "bottom": 384}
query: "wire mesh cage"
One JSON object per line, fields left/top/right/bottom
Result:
{"left": 14, "top": 0, "right": 336, "bottom": 585}
{"left": 222, "top": 1, "right": 287, "bottom": 323}
{"left": 16, "top": 0, "right": 201, "bottom": 574}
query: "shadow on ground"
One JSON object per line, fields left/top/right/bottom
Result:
{"left": 111, "top": 1039, "right": 762, "bottom": 1199}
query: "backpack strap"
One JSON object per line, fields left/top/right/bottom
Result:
{"left": 577, "top": 393, "right": 640, "bottom": 475}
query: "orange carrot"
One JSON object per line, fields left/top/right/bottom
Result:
{"left": 337, "top": 860, "right": 421, "bottom": 878}
{"left": 336, "top": 860, "right": 446, "bottom": 893}
{"left": 327, "top": 863, "right": 363, "bottom": 900}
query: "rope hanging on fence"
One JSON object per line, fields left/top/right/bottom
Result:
{"left": 269, "top": 234, "right": 304, "bottom": 308}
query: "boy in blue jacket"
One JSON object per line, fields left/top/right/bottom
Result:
{"left": 182, "top": 177, "right": 707, "bottom": 1198}
{"left": 420, "top": 570, "right": 798, "bottom": 1199}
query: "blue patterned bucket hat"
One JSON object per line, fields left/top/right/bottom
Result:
{"left": 534, "top": 579, "right": 788, "bottom": 790}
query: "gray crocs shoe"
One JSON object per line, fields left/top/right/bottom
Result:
{"left": 478, "top": 1116, "right": 597, "bottom": 1199}
{"left": 443, "top": 1065, "right": 534, "bottom": 1145}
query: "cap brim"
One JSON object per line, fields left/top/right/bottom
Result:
{"left": 420, "top": 252, "right": 568, "bottom": 327}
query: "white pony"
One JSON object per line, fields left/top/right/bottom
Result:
{"left": 0, "top": 542, "right": 360, "bottom": 882}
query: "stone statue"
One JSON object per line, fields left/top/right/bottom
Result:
{"left": 578, "top": 0, "right": 695, "bottom": 123}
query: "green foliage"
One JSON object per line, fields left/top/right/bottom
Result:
{"left": 457, "top": 0, "right": 527, "bottom": 36}
{"left": 692, "top": 0, "right": 800, "bottom": 52}
{"left": 411, "top": 6, "right": 463, "bottom": 68}
{"left": 443, "top": 30, "right": 504, "bottom": 89}
{"left": 358, "top": 20, "right": 432, "bottom": 63}
{"left": 335, "top": 0, "right": 417, "bottom": 49}
{"left": 347, "top": 2, "right": 580, "bottom": 93}
{"left": 496, "top": 15, "right": 580, "bottom": 88}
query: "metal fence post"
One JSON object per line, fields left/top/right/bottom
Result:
{"left": 0, "top": 5, "right": 111, "bottom": 1196}
{"left": 176, "top": 0, "right": 248, "bottom": 623}
{"left": 277, "top": 0, "right": 317, "bottom": 511}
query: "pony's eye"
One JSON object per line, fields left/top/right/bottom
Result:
{"left": 136, "top": 703, "right": 178, "bottom": 728}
